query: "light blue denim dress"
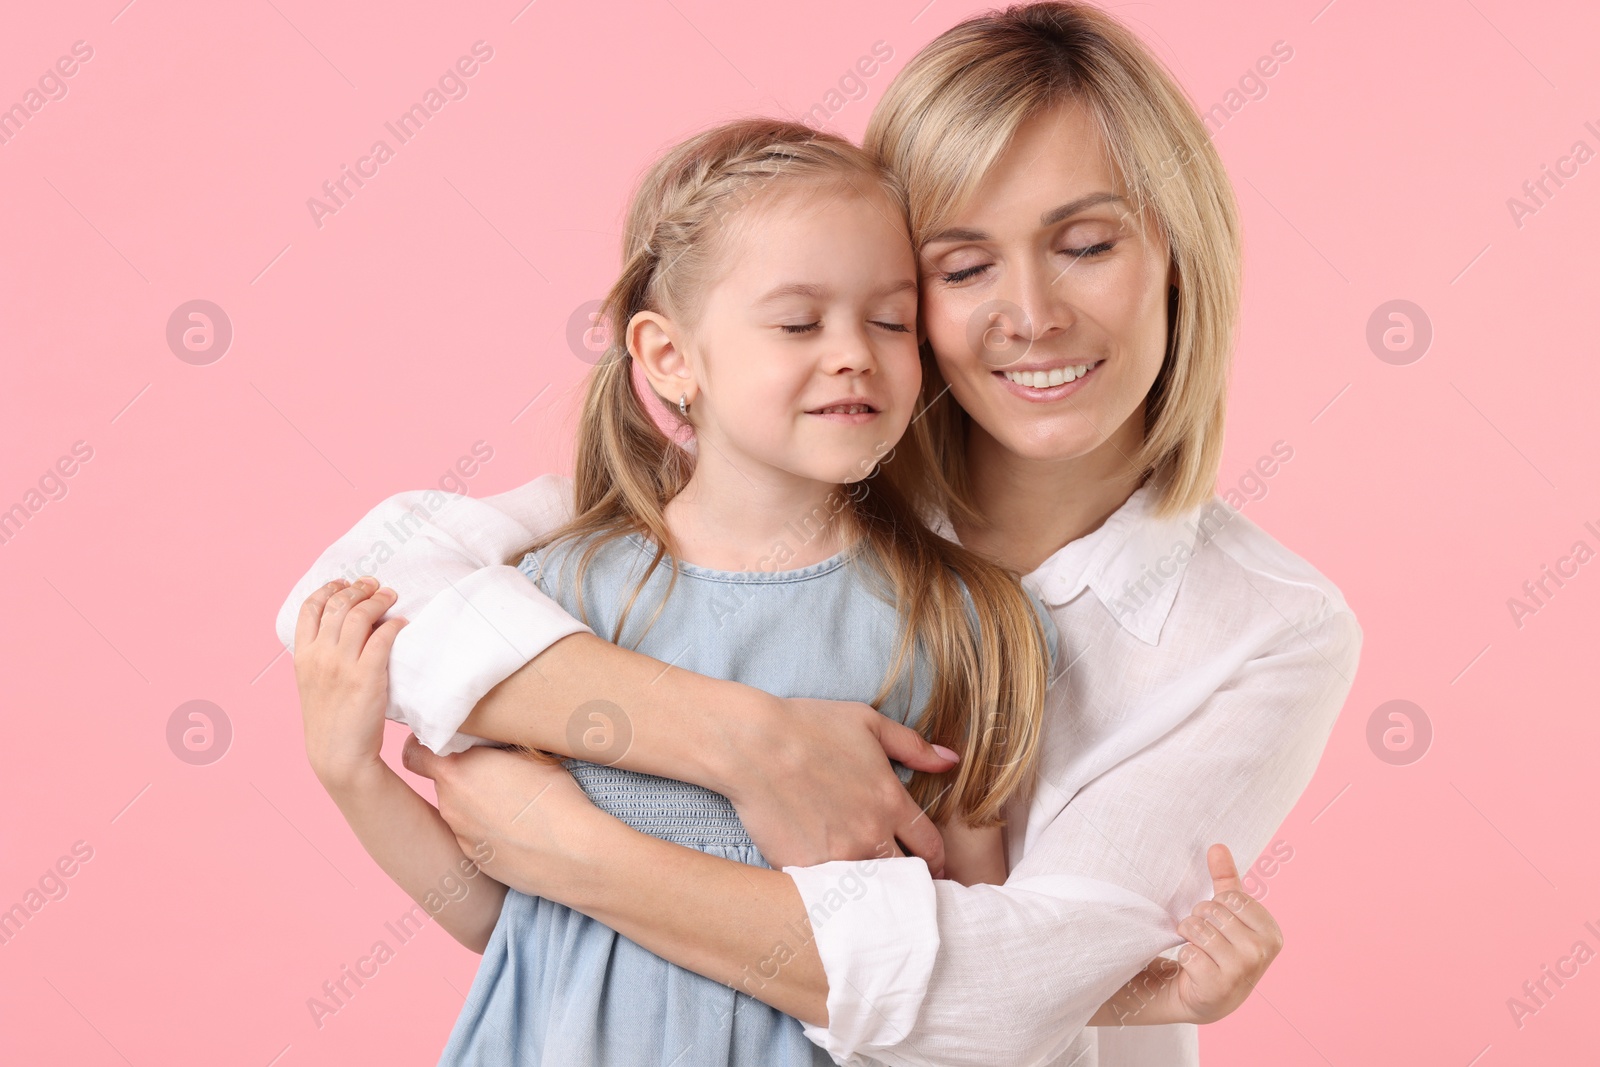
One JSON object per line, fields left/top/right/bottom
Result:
{"left": 437, "top": 530, "right": 1058, "bottom": 1067}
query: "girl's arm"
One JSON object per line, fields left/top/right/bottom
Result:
{"left": 295, "top": 578, "right": 507, "bottom": 952}
{"left": 274, "top": 476, "right": 958, "bottom": 873}
{"left": 937, "top": 817, "right": 1008, "bottom": 886}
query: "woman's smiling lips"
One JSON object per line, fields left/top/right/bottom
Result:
{"left": 992, "top": 359, "right": 1103, "bottom": 401}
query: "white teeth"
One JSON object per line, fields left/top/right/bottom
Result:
{"left": 1003, "top": 363, "right": 1094, "bottom": 388}
{"left": 817, "top": 404, "right": 870, "bottom": 414}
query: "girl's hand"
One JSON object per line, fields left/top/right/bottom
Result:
{"left": 1092, "top": 844, "right": 1284, "bottom": 1027}
{"left": 1165, "top": 844, "right": 1283, "bottom": 1021}
{"left": 293, "top": 577, "right": 406, "bottom": 790}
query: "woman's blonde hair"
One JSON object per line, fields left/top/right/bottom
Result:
{"left": 865, "top": 1, "right": 1242, "bottom": 518}
{"left": 507, "top": 117, "right": 1051, "bottom": 826}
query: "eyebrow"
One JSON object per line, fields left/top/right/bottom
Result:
{"left": 755, "top": 278, "right": 919, "bottom": 303}
{"left": 923, "top": 192, "right": 1126, "bottom": 245}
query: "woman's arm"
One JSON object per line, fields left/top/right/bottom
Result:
{"left": 401, "top": 741, "right": 1279, "bottom": 1029}
{"left": 408, "top": 606, "right": 1358, "bottom": 1065}
{"left": 273, "top": 476, "right": 958, "bottom": 871}
{"left": 411, "top": 743, "right": 837, "bottom": 1021}
{"left": 273, "top": 475, "right": 594, "bottom": 754}
{"left": 460, "top": 645, "right": 957, "bottom": 872}
{"left": 784, "top": 608, "right": 1362, "bottom": 1065}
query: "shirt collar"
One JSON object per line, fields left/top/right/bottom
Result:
{"left": 928, "top": 481, "right": 1225, "bottom": 646}
{"left": 1030, "top": 482, "right": 1224, "bottom": 645}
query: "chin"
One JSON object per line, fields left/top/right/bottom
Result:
{"left": 988, "top": 415, "right": 1110, "bottom": 464}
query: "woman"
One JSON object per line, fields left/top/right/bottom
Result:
{"left": 276, "top": 5, "right": 1359, "bottom": 1064}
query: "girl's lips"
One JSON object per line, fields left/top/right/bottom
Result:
{"left": 806, "top": 409, "right": 880, "bottom": 424}
{"left": 992, "top": 360, "right": 1102, "bottom": 401}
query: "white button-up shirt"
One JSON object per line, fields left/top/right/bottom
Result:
{"left": 275, "top": 476, "right": 1360, "bottom": 1067}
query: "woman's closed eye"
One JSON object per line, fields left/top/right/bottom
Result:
{"left": 940, "top": 264, "right": 988, "bottom": 285}
{"left": 937, "top": 239, "right": 1117, "bottom": 285}
{"left": 1062, "top": 240, "right": 1115, "bottom": 260}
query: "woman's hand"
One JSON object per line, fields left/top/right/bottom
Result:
{"left": 293, "top": 577, "right": 405, "bottom": 790}
{"left": 399, "top": 736, "right": 607, "bottom": 901}
{"left": 718, "top": 696, "right": 961, "bottom": 875}
{"left": 1092, "top": 844, "right": 1285, "bottom": 1027}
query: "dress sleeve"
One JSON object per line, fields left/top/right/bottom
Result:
{"left": 273, "top": 474, "right": 593, "bottom": 755}
{"left": 783, "top": 607, "right": 1361, "bottom": 1065}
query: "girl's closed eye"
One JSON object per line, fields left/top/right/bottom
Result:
{"left": 779, "top": 319, "right": 913, "bottom": 334}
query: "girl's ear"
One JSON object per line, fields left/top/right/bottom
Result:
{"left": 628, "top": 310, "right": 695, "bottom": 407}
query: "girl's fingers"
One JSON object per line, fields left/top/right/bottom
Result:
{"left": 297, "top": 579, "right": 349, "bottom": 648}
{"left": 1174, "top": 930, "right": 1223, "bottom": 983}
{"left": 1191, "top": 899, "right": 1260, "bottom": 954}
{"left": 315, "top": 578, "right": 374, "bottom": 646}
{"left": 1205, "top": 843, "right": 1244, "bottom": 897}
{"left": 335, "top": 582, "right": 396, "bottom": 653}
{"left": 1216, "top": 889, "right": 1282, "bottom": 942}
{"left": 1206, "top": 844, "right": 1284, "bottom": 947}
{"left": 358, "top": 616, "right": 408, "bottom": 668}
{"left": 1180, "top": 913, "right": 1242, "bottom": 967}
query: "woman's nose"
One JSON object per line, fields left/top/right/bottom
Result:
{"left": 1016, "top": 260, "right": 1072, "bottom": 341}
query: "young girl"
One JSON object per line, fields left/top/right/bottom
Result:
{"left": 293, "top": 118, "right": 1281, "bottom": 1065}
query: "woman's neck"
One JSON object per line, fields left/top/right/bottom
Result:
{"left": 661, "top": 459, "right": 851, "bottom": 572}
{"left": 953, "top": 409, "right": 1147, "bottom": 575}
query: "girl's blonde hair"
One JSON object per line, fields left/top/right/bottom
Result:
{"left": 865, "top": 1, "right": 1243, "bottom": 519}
{"left": 506, "top": 117, "right": 1051, "bottom": 826}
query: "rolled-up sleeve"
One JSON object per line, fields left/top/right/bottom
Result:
{"left": 273, "top": 475, "right": 590, "bottom": 754}
{"left": 785, "top": 608, "right": 1362, "bottom": 1066}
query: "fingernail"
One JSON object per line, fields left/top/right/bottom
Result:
{"left": 933, "top": 744, "right": 960, "bottom": 762}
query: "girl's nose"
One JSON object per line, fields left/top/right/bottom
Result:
{"left": 820, "top": 326, "right": 878, "bottom": 375}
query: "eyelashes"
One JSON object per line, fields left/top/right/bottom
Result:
{"left": 938, "top": 241, "right": 1116, "bottom": 285}
{"left": 779, "top": 321, "right": 912, "bottom": 335}
{"left": 941, "top": 265, "right": 986, "bottom": 284}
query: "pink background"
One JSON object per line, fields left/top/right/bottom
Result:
{"left": 3, "top": 0, "right": 1597, "bottom": 1063}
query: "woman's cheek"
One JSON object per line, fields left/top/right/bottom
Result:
{"left": 923, "top": 311, "right": 973, "bottom": 379}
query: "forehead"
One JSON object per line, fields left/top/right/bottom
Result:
{"left": 709, "top": 180, "right": 913, "bottom": 279}
{"left": 951, "top": 100, "right": 1128, "bottom": 228}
